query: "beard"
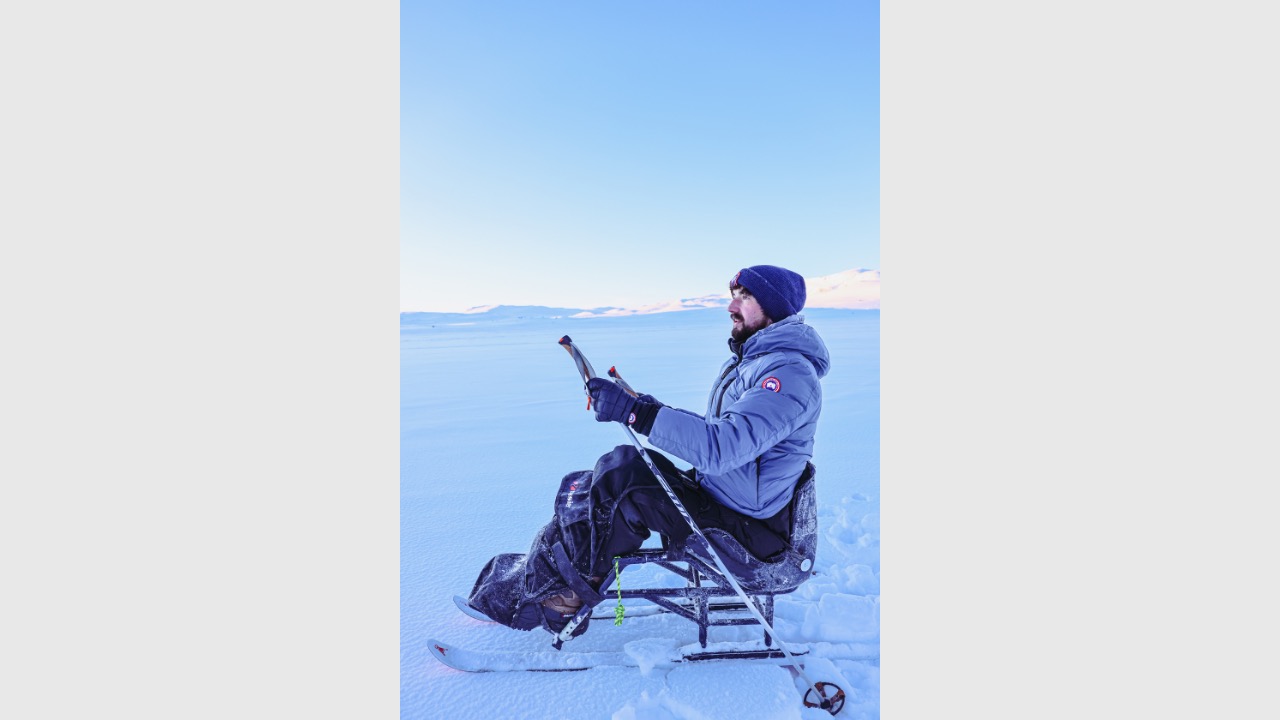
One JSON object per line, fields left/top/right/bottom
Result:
{"left": 730, "top": 313, "right": 769, "bottom": 343}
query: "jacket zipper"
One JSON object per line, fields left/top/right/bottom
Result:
{"left": 712, "top": 358, "right": 740, "bottom": 417}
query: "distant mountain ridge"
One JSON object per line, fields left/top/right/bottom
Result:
{"left": 401, "top": 267, "right": 879, "bottom": 324}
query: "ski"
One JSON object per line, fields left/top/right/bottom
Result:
{"left": 427, "top": 637, "right": 813, "bottom": 673}
{"left": 452, "top": 595, "right": 495, "bottom": 622}
{"left": 453, "top": 595, "right": 760, "bottom": 623}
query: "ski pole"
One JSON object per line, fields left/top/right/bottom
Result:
{"left": 607, "top": 366, "right": 639, "bottom": 397}
{"left": 557, "top": 336, "right": 843, "bottom": 714}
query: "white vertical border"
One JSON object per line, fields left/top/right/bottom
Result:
{"left": 0, "top": 2, "right": 399, "bottom": 717}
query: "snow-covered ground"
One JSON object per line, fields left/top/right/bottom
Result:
{"left": 402, "top": 309, "right": 879, "bottom": 719}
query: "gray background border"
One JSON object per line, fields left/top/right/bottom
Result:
{"left": 2, "top": 1, "right": 1276, "bottom": 717}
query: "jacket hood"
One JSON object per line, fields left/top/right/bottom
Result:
{"left": 729, "top": 315, "right": 831, "bottom": 379}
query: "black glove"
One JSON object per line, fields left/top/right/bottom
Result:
{"left": 586, "top": 378, "right": 661, "bottom": 435}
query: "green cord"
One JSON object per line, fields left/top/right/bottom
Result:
{"left": 613, "top": 556, "right": 625, "bottom": 626}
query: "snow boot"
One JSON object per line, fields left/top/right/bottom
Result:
{"left": 542, "top": 589, "right": 584, "bottom": 615}
{"left": 541, "top": 598, "right": 589, "bottom": 638}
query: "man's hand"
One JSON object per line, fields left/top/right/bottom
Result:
{"left": 587, "top": 377, "right": 636, "bottom": 424}
{"left": 586, "top": 378, "right": 661, "bottom": 434}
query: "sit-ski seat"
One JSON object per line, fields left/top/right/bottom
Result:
{"left": 690, "top": 461, "right": 818, "bottom": 594}
{"left": 585, "top": 462, "right": 818, "bottom": 649}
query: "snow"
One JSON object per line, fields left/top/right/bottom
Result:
{"left": 401, "top": 268, "right": 878, "bottom": 325}
{"left": 803, "top": 270, "right": 881, "bottom": 311}
{"left": 624, "top": 638, "right": 682, "bottom": 676}
{"left": 568, "top": 293, "right": 737, "bottom": 318}
{"left": 566, "top": 268, "right": 880, "bottom": 318}
{"left": 402, "top": 308, "right": 879, "bottom": 719}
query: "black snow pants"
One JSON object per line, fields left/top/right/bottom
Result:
{"left": 577, "top": 444, "right": 793, "bottom": 577}
{"left": 465, "top": 444, "right": 793, "bottom": 633}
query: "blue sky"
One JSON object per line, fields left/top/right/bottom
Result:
{"left": 402, "top": 1, "right": 879, "bottom": 312}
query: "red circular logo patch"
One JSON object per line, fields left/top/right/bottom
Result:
{"left": 762, "top": 377, "right": 782, "bottom": 392}
{"left": 627, "top": 412, "right": 637, "bottom": 424}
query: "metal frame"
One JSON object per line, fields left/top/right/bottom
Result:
{"left": 607, "top": 544, "right": 787, "bottom": 649}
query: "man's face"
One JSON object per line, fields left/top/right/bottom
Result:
{"left": 728, "top": 286, "right": 772, "bottom": 343}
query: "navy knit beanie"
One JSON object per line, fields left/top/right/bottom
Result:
{"left": 729, "top": 265, "right": 807, "bottom": 321}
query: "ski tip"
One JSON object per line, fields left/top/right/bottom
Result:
{"left": 427, "top": 638, "right": 452, "bottom": 662}
{"left": 453, "top": 595, "right": 494, "bottom": 623}
{"left": 427, "top": 638, "right": 470, "bottom": 673}
{"left": 558, "top": 335, "right": 572, "bottom": 345}
{"left": 608, "top": 366, "right": 618, "bottom": 377}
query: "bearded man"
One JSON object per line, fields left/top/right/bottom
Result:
{"left": 465, "top": 264, "right": 831, "bottom": 638}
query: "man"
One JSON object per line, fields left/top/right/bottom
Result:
{"left": 466, "top": 264, "right": 830, "bottom": 637}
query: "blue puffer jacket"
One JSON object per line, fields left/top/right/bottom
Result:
{"left": 646, "top": 315, "right": 831, "bottom": 518}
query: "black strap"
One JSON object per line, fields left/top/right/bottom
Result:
{"left": 550, "top": 542, "right": 604, "bottom": 607}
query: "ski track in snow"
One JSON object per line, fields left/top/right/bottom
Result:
{"left": 402, "top": 311, "right": 879, "bottom": 719}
